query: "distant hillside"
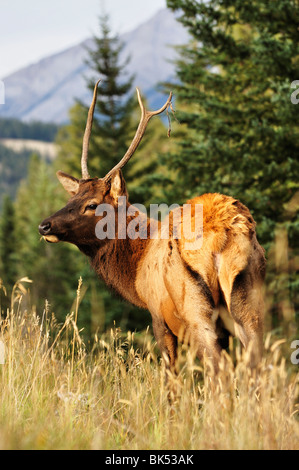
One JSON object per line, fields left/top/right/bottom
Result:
{"left": 0, "top": 9, "right": 189, "bottom": 124}
{"left": 0, "top": 118, "right": 59, "bottom": 209}
{"left": 0, "top": 139, "right": 57, "bottom": 160}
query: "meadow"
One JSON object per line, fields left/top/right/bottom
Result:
{"left": 0, "top": 277, "right": 298, "bottom": 450}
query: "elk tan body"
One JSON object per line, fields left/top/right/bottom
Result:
{"left": 39, "top": 83, "right": 266, "bottom": 374}
{"left": 135, "top": 192, "right": 265, "bottom": 370}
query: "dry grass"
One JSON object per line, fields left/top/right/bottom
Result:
{"left": 0, "top": 279, "right": 298, "bottom": 450}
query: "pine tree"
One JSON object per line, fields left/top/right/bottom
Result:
{"left": 85, "top": 13, "right": 136, "bottom": 175}
{"left": 165, "top": 0, "right": 299, "bottom": 328}
{"left": 0, "top": 195, "right": 18, "bottom": 308}
{"left": 56, "top": 14, "right": 136, "bottom": 179}
{"left": 14, "top": 155, "right": 88, "bottom": 330}
{"left": 56, "top": 13, "right": 169, "bottom": 205}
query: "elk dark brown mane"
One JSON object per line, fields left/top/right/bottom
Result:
{"left": 39, "top": 81, "right": 266, "bottom": 375}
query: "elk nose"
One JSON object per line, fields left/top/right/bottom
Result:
{"left": 39, "top": 222, "right": 51, "bottom": 235}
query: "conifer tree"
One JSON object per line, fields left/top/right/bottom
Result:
{"left": 56, "top": 13, "right": 169, "bottom": 206}
{"left": 0, "top": 195, "right": 18, "bottom": 307}
{"left": 56, "top": 14, "right": 136, "bottom": 179}
{"left": 165, "top": 0, "right": 299, "bottom": 326}
{"left": 14, "top": 155, "right": 87, "bottom": 329}
{"left": 166, "top": 0, "right": 298, "bottom": 240}
{"left": 85, "top": 13, "right": 136, "bottom": 175}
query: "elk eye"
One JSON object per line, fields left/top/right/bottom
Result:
{"left": 85, "top": 204, "right": 98, "bottom": 211}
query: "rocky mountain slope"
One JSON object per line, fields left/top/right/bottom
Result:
{"left": 0, "top": 9, "right": 188, "bottom": 124}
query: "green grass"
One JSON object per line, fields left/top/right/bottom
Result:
{"left": 0, "top": 279, "right": 298, "bottom": 450}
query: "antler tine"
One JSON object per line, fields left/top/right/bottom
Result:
{"left": 81, "top": 79, "right": 101, "bottom": 180}
{"left": 103, "top": 88, "right": 173, "bottom": 181}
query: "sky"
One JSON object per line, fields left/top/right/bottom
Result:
{"left": 0, "top": 0, "right": 167, "bottom": 79}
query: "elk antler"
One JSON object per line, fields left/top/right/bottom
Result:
{"left": 103, "top": 88, "right": 173, "bottom": 182}
{"left": 81, "top": 79, "right": 101, "bottom": 179}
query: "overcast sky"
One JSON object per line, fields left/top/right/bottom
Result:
{"left": 0, "top": 0, "right": 167, "bottom": 79}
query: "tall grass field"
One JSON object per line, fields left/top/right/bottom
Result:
{"left": 0, "top": 278, "right": 298, "bottom": 450}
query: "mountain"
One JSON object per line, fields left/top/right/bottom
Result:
{"left": 0, "top": 9, "right": 189, "bottom": 124}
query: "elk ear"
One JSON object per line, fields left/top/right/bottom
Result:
{"left": 109, "top": 170, "right": 128, "bottom": 204}
{"left": 56, "top": 171, "right": 80, "bottom": 196}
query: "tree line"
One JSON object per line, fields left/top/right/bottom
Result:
{"left": 0, "top": 119, "right": 60, "bottom": 141}
{"left": 0, "top": 144, "right": 33, "bottom": 210}
{"left": 0, "top": 1, "right": 298, "bottom": 340}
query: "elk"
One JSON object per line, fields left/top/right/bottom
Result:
{"left": 39, "top": 81, "right": 266, "bottom": 374}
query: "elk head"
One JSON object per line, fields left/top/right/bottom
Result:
{"left": 38, "top": 81, "right": 173, "bottom": 253}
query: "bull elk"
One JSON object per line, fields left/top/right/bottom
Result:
{"left": 39, "top": 81, "right": 266, "bottom": 374}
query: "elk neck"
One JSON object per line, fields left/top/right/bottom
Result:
{"left": 78, "top": 208, "right": 153, "bottom": 309}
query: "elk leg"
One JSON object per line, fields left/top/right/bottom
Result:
{"left": 152, "top": 316, "right": 178, "bottom": 373}
{"left": 151, "top": 315, "right": 179, "bottom": 401}
{"left": 163, "top": 270, "right": 222, "bottom": 375}
{"left": 217, "top": 236, "right": 266, "bottom": 369}
{"left": 229, "top": 269, "right": 264, "bottom": 368}
{"left": 185, "top": 319, "right": 222, "bottom": 375}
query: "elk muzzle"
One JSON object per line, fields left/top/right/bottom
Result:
{"left": 39, "top": 220, "right": 60, "bottom": 243}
